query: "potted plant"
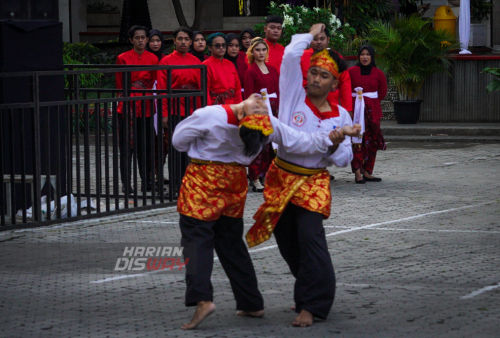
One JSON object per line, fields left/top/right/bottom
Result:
{"left": 362, "top": 14, "right": 460, "bottom": 123}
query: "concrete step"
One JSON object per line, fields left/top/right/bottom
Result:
{"left": 384, "top": 135, "right": 500, "bottom": 143}
{"left": 381, "top": 121, "right": 500, "bottom": 136}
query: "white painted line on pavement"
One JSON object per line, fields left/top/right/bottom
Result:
{"left": 323, "top": 226, "right": 500, "bottom": 234}
{"left": 124, "top": 221, "right": 178, "bottom": 224}
{"left": 461, "top": 283, "right": 500, "bottom": 299}
{"left": 89, "top": 201, "right": 495, "bottom": 284}
{"left": 0, "top": 206, "right": 178, "bottom": 236}
{"left": 325, "top": 202, "right": 495, "bottom": 238}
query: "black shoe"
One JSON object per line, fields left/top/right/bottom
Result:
{"left": 363, "top": 175, "right": 382, "bottom": 182}
{"left": 330, "top": 175, "right": 335, "bottom": 181}
{"left": 355, "top": 178, "right": 366, "bottom": 184}
{"left": 155, "top": 181, "right": 168, "bottom": 192}
{"left": 122, "top": 186, "right": 135, "bottom": 194}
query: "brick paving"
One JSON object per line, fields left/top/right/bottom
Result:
{"left": 1, "top": 142, "right": 499, "bottom": 337}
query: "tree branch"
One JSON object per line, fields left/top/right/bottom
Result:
{"left": 171, "top": 0, "right": 189, "bottom": 27}
{"left": 192, "top": 0, "right": 207, "bottom": 31}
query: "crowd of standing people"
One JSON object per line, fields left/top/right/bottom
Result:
{"left": 115, "top": 17, "right": 387, "bottom": 330}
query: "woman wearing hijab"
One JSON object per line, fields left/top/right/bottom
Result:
{"left": 146, "top": 29, "right": 165, "bottom": 61}
{"left": 224, "top": 33, "right": 248, "bottom": 92}
{"left": 239, "top": 28, "right": 256, "bottom": 53}
{"left": 189, "top": 31, "right": 209, "bottom": 62}
{"left": 347, "top": 45, "right": 387, "bottom": 184}
{"left": 203, "top": 32, "right": 242, "bottom": 105}
{"left": 146, "top": 29, "right": 168, "bottom": 188}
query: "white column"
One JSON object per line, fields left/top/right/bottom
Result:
{"left": 459, "top": 0, "right": 472, "bottom": 54}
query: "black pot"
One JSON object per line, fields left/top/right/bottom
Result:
{"left": 393, "top": 100, "right": 423, "bottom": 124}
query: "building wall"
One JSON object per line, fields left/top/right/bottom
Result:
{"left": 104, "top": 0, "right": 196, "bottom": 31}
{"left": 493, "top": 0, "right": 500, "bottom": 46}
{"left": 60, "top": 0, "right": 87, "bottom": 42}
{"left": 149, "top": 0, "right": 196, "bottom": 30}
{"left": 419, "top": 58, "right": 500, "bottom": 122}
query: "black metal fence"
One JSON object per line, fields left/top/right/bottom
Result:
{"left": 0, "top": 65, "right": 206, "bottom": 230}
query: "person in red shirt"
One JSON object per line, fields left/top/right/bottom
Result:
{"left": 115, "top": 25, "right": 158, "bottom": 194}
{"left": 189, "top": 31, "right": 210, "bottom": 62}
{"left": 224, "top": 33, "right": 247, "bottom": 96}
{"left": 348, "top": 45, "right": 387, "bottom": 183}
{"left": 146, "top": 29, "right": 165, "bottom": 61}
{"left": 146, "top": 29, "right": 169, "bottom": 188}
{"left": 157, "top": 27, "right": 207, "bottom": 119}
{"left": 263, "top": 15, "right": 285, "bottom": 75}
{"left": 239, "top": 28, "right": 256, "bottom": 54}
{"left": 244, "top": 37, "right": 280, "bottom": 192}
{"left": 203, "top": 33, "right": 242, "bottom": 104}
{"left": 300, "top": 27, "right": 353, "bottom": 114}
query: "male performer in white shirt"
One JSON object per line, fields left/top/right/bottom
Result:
{"left": 172, "top": 93, "right": 359, "bottom": 330}
{"left": 246, "top": 24, "right": 354, "bottom": 327}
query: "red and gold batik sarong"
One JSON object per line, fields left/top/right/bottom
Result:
{"left": 177, "top": 159, "right": 248, "bottom": 221}
{"left": 246, "top": 158, "right": 331, "bottom": 247}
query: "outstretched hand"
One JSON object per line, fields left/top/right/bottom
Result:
{"left": 345, "top": 124, "right": 362, "bottom": 137}
{"left": 328, "top": 124, "right": 362, "bottom": 145}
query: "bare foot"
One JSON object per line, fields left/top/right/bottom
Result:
{"left": 292, "top": 309, "right": 313, "bottom": 327}
{"left": 181, "top": 301, "right": 216, "bottom": 330}
{"left": 237, "top": 309, "right": 265, "bottom": 318}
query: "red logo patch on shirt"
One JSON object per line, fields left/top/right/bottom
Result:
{"left": 292, "top": 112, "right": 306, "bottom": 127}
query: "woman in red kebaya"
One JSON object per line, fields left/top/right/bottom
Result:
{"left": 146, "top": 29, "right": 165, "bottom": 61}
{"left": 244, "top": 37, "right": 279, "bottom": 192}
{"left": 347, "top": 45, "right": 387, "bottom": 184}
{"left": 189, "top": 31, "right": 209, "bottom": 62}
{"left": 203, "top": 33, "right": 242, "bottom": 105}
{"left": 239, "top": 28, "right": 256, "bottom": 66}
{"left": 239, "top": 28, "right": 256, "bottom": 54}
{"left": 224, "top": 33, "right": 248, "bottom": 97}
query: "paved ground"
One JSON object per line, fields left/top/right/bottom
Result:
{"left": 1, "top": 142, "right": 500, "bottom": 338}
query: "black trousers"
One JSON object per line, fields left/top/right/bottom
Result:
{"left": 180, "top": 214, "right": 264, "bottom": 311}
{"left": 118, "top": 114, "right": 154, "bottom": 187}
{"left": 273, "top": 203, "right": 336, "bottom": 320}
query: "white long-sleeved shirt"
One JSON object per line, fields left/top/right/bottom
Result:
{"left": 172, "top": 105, "right": 333, "bottom": 166}
{"left": 278, "top": 33, "right": 353, "bottom": 168}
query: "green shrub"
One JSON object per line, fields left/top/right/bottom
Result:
{"left": 253, "top": 2, "right": 357, "bottom": 55}
{"left": 343, "top": 0, "right": 394, "bottom": 36}
{"left": 471, "top": 0, "right": 494, "bottom": 23}
{"left": 482, "top": 68, "right": 500, "bottom": 93}
{"left": 63, "top": 42, "right": 115, "bottom": 89}
{"left": 363, "top": 14, "right": 460, "bottom": 100}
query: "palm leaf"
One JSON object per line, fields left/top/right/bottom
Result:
{"left": 363, "top": 14, "right": 460, "bottom": 100}
{"left": 486, "top": 80, "right": 500, "bottom": 93}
